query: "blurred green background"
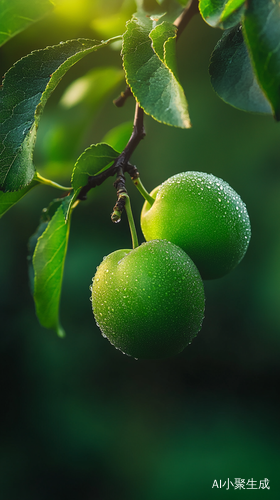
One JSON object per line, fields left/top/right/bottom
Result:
{"left": 1, "top": 1, "right": 280, "bottom": 499}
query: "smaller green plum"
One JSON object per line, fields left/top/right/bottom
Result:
{"left": 91, "top": 239, "right": 205, "bottom": 359}
{"left": 141, "top": 172, "right": 251, "bottom": 280}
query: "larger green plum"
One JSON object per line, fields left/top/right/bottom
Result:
{"left": 91, "top": 239, "right": 205, "bottom": 359}
{"left": 141, "top": 172, "right": 251, "bottom": 280}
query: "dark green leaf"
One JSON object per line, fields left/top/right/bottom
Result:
{"left": 199, "top": 0, "right": 246, "bottom": 28}
{"left": 243, "top": 0, "right": 280, "bottom": 121}
{"left": 32, "top": 195, "right": 73, "bottom": 337}
{"left": 0, "top": 0, "right": 55, "bottom": 47}
{"left": 122, "top": 17, "right": 190, "bottom": 128}
{"left": 210, "top": 25, "right": 272, "bottom": 115}
{"left": 71, "top": 143, "right": 119, "bottom": 198}
{"left": 0, "top": 180, "right": 39, "bottom": 218}
{"left": 0, "top": 37, "right": 117, "bottom": 193}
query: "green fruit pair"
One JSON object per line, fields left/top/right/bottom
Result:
{"left": 91, "top": 171, "right": 251, "bottom": 359}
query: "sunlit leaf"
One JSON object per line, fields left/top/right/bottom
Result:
{"left": 122, "top": 17, "right": 190, "bottom": 128}
{"left": 0, "top": 37, "right": 119, "bottom": 192}
{"left": 243, "top": 0, "right": 280, "bottom": 121}
{"left": 199, "top": 0, "right": 246, "bottom": 28}
{"left": 210, "top": 25, "right": 272, "bottom": 115}
{"left": 150, "top": 21, "right": 179, "bottom": 79}
{"left": 220, "top": 0, "right": 246, "bottom": 22}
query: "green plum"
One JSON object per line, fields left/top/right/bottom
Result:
{"left": 91, "top": 239, "right": 205, "bottom": 359}
{"left": 141, "top": 172, "right": 251, "bottom": 280}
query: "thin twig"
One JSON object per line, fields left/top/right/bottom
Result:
{"left": 77, "top": 102, "right": 146, "bottom": 201}
{"left": 121, "top": 102, "right": 146, "bottom": 164}
{"left": 113, "top": 86, "right": 133, "bottom": 107}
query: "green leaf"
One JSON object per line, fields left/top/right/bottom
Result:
{"left": 199, "top": 0, "right": 246, "bottom": 28}
{"left": 210, "top": 25, "right": 272, "bottom": 115}
{"left": 122, "top": 17, "right": 190, "bottom": 128}
{"left": 0, "top": 37, "right": 118, "bottom": 193}
{"left": 220, "top": 0, "right": 246, "bottom": 22}
{"left": 32, "top": 195, "right": 73, "bottom": 337}
{"left": 150, "top": 21, "right": 179, "bottom": 79}
{"left": 0, "top": 0, "right": 55, "bottom": 47}
{"left": 243, "top": 0, "right": 280, "bottom": 121}
{"left": 0, "top": 179, "right": 39, "bottom": 218}
{"left": 71, "top": 143, "right": 119, "bottom": 196}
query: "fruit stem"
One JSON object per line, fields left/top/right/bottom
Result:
{"left": 124, "top": 194, "right": 139, "bottom": 249}
{"left": 35, "top": 172, "right": 72, "bottom": 192}
{"left": 132, "top": 177, "right": 155, "bottom": 206}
